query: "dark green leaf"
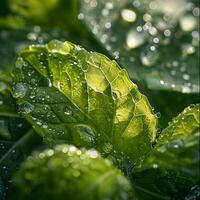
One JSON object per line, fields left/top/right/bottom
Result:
{"left": 10, "top": 144, "right": 133, "bottom": 200}
{"left": 0, "top": 129, "right": 42, "bottom": 199}
{"left": 80, "top": 0, "right": 199, "bottom": 93}
{"left": 12, "top": 40, "right": 157, "bottom": 166}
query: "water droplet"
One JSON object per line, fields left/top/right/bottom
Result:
{"left": 126, "top": 30, "right": 146, "bottom": 49}
{"left": 23, "top": 102, "right": 34, "bottom": 113}
{"left": 102, "top": 143, "right": 113, "bottom": 154}
{"left": 64, "top": 107, "right": 72, "bottom": 115}
{"left": 87, "top": 149, "right": 99, "bottom": 158}
{"left": 75, "top": 124, "right": 96, "bottom": 144}
{"left": 180, "top": 15, "right": 197, "bottom": 32}
{"left": 164, "top": 29, "right": 171, "bottom": 37}
{"left": 152, "top": 163, "right": 158, "bottom": 169}
{"left": 182, "top": 44, "right": 195, "bottom": 55}
{"left": 47, "top": 40, "right": 72, "bottom": 55}
{"left": 160, "top": 80, "right": 165, "bottom": 85}
{"left": 105, "top": 22, "right": 112, "bottom": 29}
{"left": 121, "top": 9, "right": 137, "bottom": 22}
{"left": 168, "top": 139, "right": 183, "bottom": 149}
{"left": 78, "top": 13, "right": 84, "bottom": 20}
{"left": 140, "top": 48, "right": 158, "bottom": 67}
{"left": 42, "top": 124, "right": 48, "bottom": 129}
{"left": 15, "top": 57, "right": 26, "bottom": 69}
{"left": 153, "top": 37, "right": 159, "bottom": 43}
{"left": 155, "top": 112, "right": 161, "bottom": 118}
{"left": 182, "top": 74, "right": 190, "bottom": 81}
{"left": 13, "top": 83, "right": 27, "bottom": 98}
{"left": 182, "top": 84, "right": 191, "bottom": 93}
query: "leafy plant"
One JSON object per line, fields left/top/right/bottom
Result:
{"left": 9, "top": 144, "right": 133, "bottom": 200}
{"left": 12, "top": 40, "right": 157, "bottom": 166}
{"left": 0, "top": 0, "right": 199, "bottom": 200}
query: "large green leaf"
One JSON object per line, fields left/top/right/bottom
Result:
{"left": 130, "top": 105, "right": 200, "bottom": 199}
{"left": 12, "top": 40, "right": 157, "bottom": 166}
{"left": 10, "top": 144, "right": 133, "bottom": 200}
{"left": 80, "top": 0, "right": 199, "bottom": 93}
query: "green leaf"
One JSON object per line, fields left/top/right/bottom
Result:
{"left": 80, "top": 0, "right": 199, "bottom": 93}
{"left": 131, "top": 105, "right": 200, "bottom": 199}
{"left": 10, "top": 144, "right": 133, "bottom": 200}
{"left": 12, "top": 40, "right": 157, "bottom": 165}
{"left": 156, "top": 104, "right": 200, "bottom": 147}
{"left": 0, "top": 129, "right": 42, "bottom": 199}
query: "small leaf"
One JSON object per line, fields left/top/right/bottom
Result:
{"left": 10, "top": 144, "right": 133, "bottom": 200}
{"left": 131, "top": 105, "right": 200, "bottom": 199}
{"left": 156, "top": 104, "right": 200, "bottom": 147}
{"left": 80, "top": 0, "right": 199, "bottom": 93}
{"left": 12, "top": 40, "right": 157, "bottom": 165}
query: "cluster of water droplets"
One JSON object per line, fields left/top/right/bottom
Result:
{"left": 80, "top": 0, "right": 199, "bottom": 93}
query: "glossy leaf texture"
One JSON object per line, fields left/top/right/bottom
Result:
{"left": 12, "top": 40, "right": 157, "bottom": 166}
{"left": 10, "top": 144, "right": 133, "bottom": 200}
{"left": 131, "top": 105, "right": 200, "bottom": 199}
{"left": 155, "top": 104, "right": 200, "bottom": 147}
{"left": 80, "top": 0, "right": 199, "bottom": 93}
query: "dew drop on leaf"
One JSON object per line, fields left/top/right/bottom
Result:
{"left": 15, "top": 57, "right": 26, "bottom": 69}
{"left": 13, "top": 83, "right": 27, "bottom": 98}
{"left": 75, "top": 124, "right": 96, "bottom": 145}
{"left": 47, "top": 40, "right": 72, "bottom": 55}
{"left": 121, "top": 9, "right": 137, "bottom": 22}
{"left": 167, "top": 139, "right": 184, "bottom": 150}
{"left": 23, "top": 102, "right": 34, "bottom": 113}
{"left": 102, "top": 142, "right": 113, "bottom": 154}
